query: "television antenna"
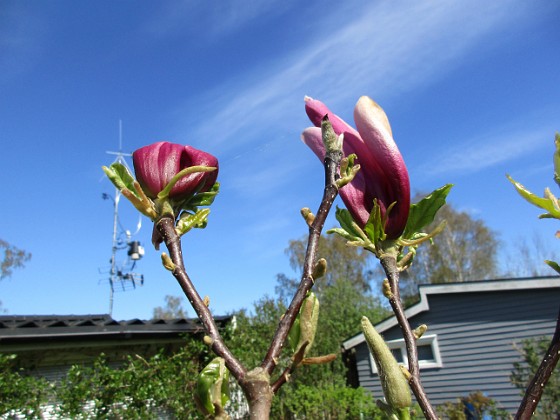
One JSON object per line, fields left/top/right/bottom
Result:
{"left": 100, "top": 120, "right": 145, "bottom": 315}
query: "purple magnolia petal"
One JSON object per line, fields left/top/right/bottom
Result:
{"left": 354, "top": 96, "right": 410, "bottom": 238}
{"left": 133, "top": 141, "right": 218, "bottom": 200}
{"left": 305, "top": 96, "right": 360, "bottom": 138}
{"left": 302, "top": 96, "right": 410, "bottom": 239}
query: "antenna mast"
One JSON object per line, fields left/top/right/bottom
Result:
{"left": 101, "top": 120, "right": 145, "bottom": 315}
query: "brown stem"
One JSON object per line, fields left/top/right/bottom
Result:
{"left": 240, "top": 368, "right": 274, "bottom": 420}
{"left": 515, "top": 306, "right": 560, "bottom": 420}
{"left": 380, "top": 254, "right": 438, "bottom": 420}
{"left": 156, "top": 217, "right": 247, "bottom": 381}
{"left": 261, "top": 150, "right": 342, "bottom": 377}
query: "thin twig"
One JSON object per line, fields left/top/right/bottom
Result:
{"left": 261, "top": 149, "right": 342, "bottom": 376}
{"left": 156, "top": 216, "right": 247, "bottom": 381}
{"left": 380, "top": 255, "right": 438, "bottom": 420}
{"left": 515, "top": 306, "right": 560, "bottom": 420}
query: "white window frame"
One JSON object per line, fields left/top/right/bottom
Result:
{"left": 369, "top": 334, "right": 442, "bottom": 374}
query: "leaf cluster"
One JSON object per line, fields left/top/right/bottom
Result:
{"left": 0, "top": 239, "right": 31, "bottom": 280}
{"left": 436, "top": 391, "right": 510, "bottom": 420}
{"left": 0, "top": 340, "right": 212, "bottom": 419}
{"left": 275, "top": 384, "right": 382, "bottom": 419}
{"left": 507, "top": 133, "right": 560, "bottom": 274}
{"left": 55, "top": 343, "right": 208, "bottom": 419}
{"left": 0, "top": 354, "right": 50, "bottom": 419}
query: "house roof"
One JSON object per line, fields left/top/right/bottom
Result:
{"left": 342, "top": 276, "right": 560, "bottom": 350}
{"left": 0, "top": 314, "right": 233, "bottom": 346}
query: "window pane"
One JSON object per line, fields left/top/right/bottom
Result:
{"left": 391, "top": 348, "right": 404, "bottom": 363}
{"left": 417, "top": 343, "right": 434, "bottom": 362}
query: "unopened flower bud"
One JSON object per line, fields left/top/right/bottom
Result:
{"left": 133, "top": 141, "right": 218, "bottom": 201}
{"left": 361, "top": 316, "right": 411, "bottom": 409}
{"left": 303, "top": 97, "right": 410, "bottom": 239}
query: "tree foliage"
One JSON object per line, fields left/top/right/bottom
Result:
{"left": 232, "top": 234, "right": 387, "bottom": 417}
{"left": 401, "top": 202, "right": 499, "bottom": 296}
{"left": 511, "top": 337, "right": 560, "bottom": 419}
{"left": 0, "top": 341, "right": 210, "bottom": 419}
{"left": 436, "top": 391, "right": 510, "bottom": 420}
{"left": 152, "top": 294, "right": 188, "bottom": 320}
{"left": 276, "top": 233, "right": 375, "bottom": 302}
{"left": 0, "top": 354, "right": 50, "bottom": 419}
{"left": 0, "top": 239, "right": 31, "bottom": 280}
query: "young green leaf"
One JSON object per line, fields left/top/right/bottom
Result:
{"left": 194, "top": 357, "right": 230, "bottom": 417}
{"left": 334, "top": 207, "right": 363, "bottom": 239}
{"left": 553, "top": 133, "right": 560, "bottom": 188}
{"left": 364, "top": 199, "right": 386, "bottom": 244}
{"left": 176, "top": 209, "right": 211, "bottom": 236}
{"left": 402, "top": 184, "right": 452, "bottom": 239}
{"left": 185, "top": 182, "right": 220, "bottom": 208}
{"left": 102, "top": 163, "right": 141, "bottom": 198}
{"left": 545, "top": 259, "right": 560, "bottom": 275}
{"left": 507, "top": 175, "right": 560, "bottom": 219}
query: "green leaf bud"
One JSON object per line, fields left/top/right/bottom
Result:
{"left": 288, "top": 292, "right": 320, "bottom": 358}
{"left": 194, "top": 357, "right": 230, "bottom": 418}
{"left": 361, "top": 316, "right": 411, "bottom": 410}
{"left": 312, "top": 258, "right": 327, "bottom": 281}
{"left": 413, "top": 324, "right": 428, "bottom": 339}
{"left": 160, "top": 253, "right": 176, "bottom": 271}
{"left": 301, "top": 207, "right": 315, "bottom": 226}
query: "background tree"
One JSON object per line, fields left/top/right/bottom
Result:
{"left": 505, "top": 232, "right": 560, "bottom": 278}
{"left": 0, "top": 354, "right": 49, "bottom": 419}
{"left": 275, "top": 233, "right": 375, "bottom": 302}
{"left": 152, "top": 295, "right": 188, "bottom": 320}
{"left": 242, "top": 233, "right": 388, "bottom": 417}
{"left": 0, "top": 239, "right": 32, "bottom": 311}
{"left": 0, "top": 239, "right": 31, "bottom": 280}
{"left": 401, "top": 202, "right": 499, "bottom": 298}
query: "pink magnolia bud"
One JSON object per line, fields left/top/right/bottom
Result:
{"left": 302, "top": 97, "right": 410, "bottom": 239}
{"left": 132, "top": 142, "right": 218, "bottom": 200}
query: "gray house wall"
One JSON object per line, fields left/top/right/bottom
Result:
{"left": 346, "top": 279, "right": 560, "bottom": 414}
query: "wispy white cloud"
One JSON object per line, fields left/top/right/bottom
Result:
{"left": 0, "top": 3, "right": 45, "bottom": 84}
{"left": 176, "top": 0, "right": 541, "bottom": 153}
{"left": 418, "top": 126, "right": 554, "bottom": 178}
{"left": 167, "top": 0, "right": 552, "bottom": 203}
{"left": 145, "top": 0, "right": 299, "bottom": 39}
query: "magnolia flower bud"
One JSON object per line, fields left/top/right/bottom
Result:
{"left": 132, "top": 141, "right": 218, "bottom": 200}
{"left": 302, "top": 97, "right": 410, "bottom": 239}
{"left": 361, "top": 316, "right": 411, "bottom": 410}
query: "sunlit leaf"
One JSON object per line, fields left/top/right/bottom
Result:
{"left": 194, "top": 357, "right": 229, "bottom": 417}
{"left": 176, "top": 209, "right": 211, "bottom": 236}
{"left": 545, "top": 260, "right": 560, "bottom": 275}
{"left": 334, "top": 207, "right": 363, "bottom": 239}
{"left": 102, "top": 163, "right": 141, "bottom": 198}
{"left": 402, "top": 184, "right": 452, "bottom": 240}
{"left": 507, "top": 175, "right": 560, "bottom": 219}
{"left": 553, "top": 133, "right": 560, "bottom": 188}
{"left": 364, "top": 199, "right": 386, "bottom": 244}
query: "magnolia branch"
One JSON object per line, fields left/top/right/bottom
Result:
{"left": 261, "top": 145, "right": 343, "bottom": 376}
{"left": 380, "top": 255, "right": 438, "bottom": 420}
{"left": 515, "top": 306, "right": 560, "bottom": 419}
{"left": 156, "top": 216, "right": 247, "bottom": 381}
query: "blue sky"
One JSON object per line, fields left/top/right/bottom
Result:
{"left": 1, "top": 1, "right": 559, "bottom": 320}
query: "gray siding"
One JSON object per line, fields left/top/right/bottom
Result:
{"left": 355, "top": 286, "right": 560, "bottom": 414}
